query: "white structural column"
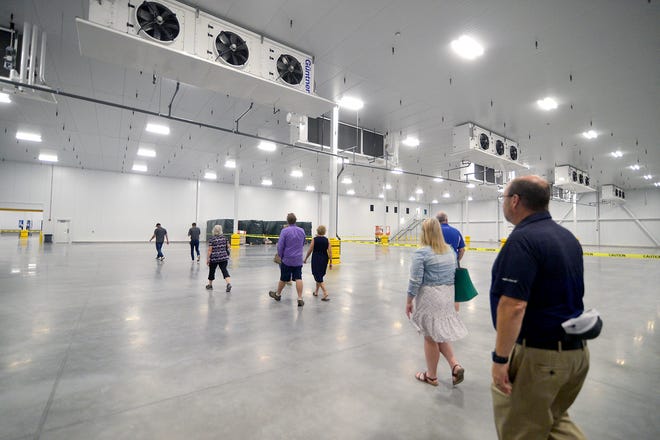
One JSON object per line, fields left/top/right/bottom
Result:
{"left": 195, "top": 179, "right": 200, "bottom": 222}
{"left": 328, "top": 106, "right": 339, "bottom": 238}
{"left": 233, "top": 165, "right": 240, "bottom": 233}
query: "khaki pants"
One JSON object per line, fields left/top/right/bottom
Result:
{"left": 492, "top": 343, "right": 589, "bottom": 440}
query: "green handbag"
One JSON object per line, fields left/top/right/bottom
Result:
{"left": 454, "top": 265, "right": 479, "bottom": 302}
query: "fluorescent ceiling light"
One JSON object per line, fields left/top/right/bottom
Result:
{"left": 468, "top": 196, "right": 474, "bottom": 201}
{"left": 261, "top": 178, "right": 273, "bottom": 186}
{"left": 132, "top": 163, "right": 147, "bottom": 172}
{"left": 582, "top": 130, "right": 598, "bottom": 139}
{"left": 305, "top": 185, "right": 315, "bottom": 191}
{"left": 204, "top": 171, "right": 217, "bottom": 180}
{"left": 16, "top": 131, "right": 42, "bottom": 142}
{"left": 433, "top": 177, "right": 444, "bottom": 183}
{"left": 442, "top": 192, "right": 451, "bottom": 198}
{"left": 402, "top": 136, "right": 420, "bottom": 147}
{"left": 537, "top": 97, "right": 558, "bottom": 111}
{"left": 654, "top": 182, "right": 660, "bottom": 187}
{"left": 643, "top": 174, "right": 652, "bottom": 180}
{"left": 415, "top": 188, "right": 423, "bottom": 194}
{"left": 385, "top": 183, "right": 392, "bottom": 190}
{"left": 408, "top": 196, "right": 415, "bottom": 201}
{"left": 38, "top": 153, "right": 58, "bottom": 162}
{"left": 431, "top": 199, "right": 438, "bottom": 204}
{"left": 224, "top": 159, "right": 236, "bottom": 168}
{"left": 145, "top": 123, "right": 170, "bottom": 135}
{"left": 611, "top": 150, "right": 623, "bottom": 158}
{"left": 391, "top": 168, "right": 403, "bottom": 175}
{"left": 258, "top": 141, "right": 277, "bottom": 152}
{"left": 341, "top": 177, "right": 353, "bottom": 184}
{"left": 337, "top": 96, "right": 364, "bottom": 111}
{"left": 0, "top": 92, "right": 11, "bottom": 103}
{"left": 450, "top": 35, "right": 484, "bottom": 60}
{"left": 346, "top": 189, "right": 355, "bottom": 195}
{"left": 137, "top": 148, "right": 156, "bottom": 158}
{"left": 290, "top": 169, "right": 303, "bottom": 178}
{"left": 378, "top": 193, "right": 384, "bottom": 199}
{"left": 629, "top": 164, "right": 640, "bottom": 170}
{"left": 466, "top": 183, "right": 476, "bottom": 189}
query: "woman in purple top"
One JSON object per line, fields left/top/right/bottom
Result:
{"left": 206, "top": 224, "right": 231, "bottom": 292}
{"left": 269, "top": 213, "right": 306, "bottom": 307}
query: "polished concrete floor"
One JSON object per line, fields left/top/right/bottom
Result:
{"left": 1, "top": 235, "right": 658, "bottom": 440}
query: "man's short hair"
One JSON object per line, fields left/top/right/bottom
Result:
{"left": 286, "top": 213, "right": 297, "bottom": 225}
{"left": 436, "top": 212, "right": 448, "bottom": 224}
{"left": 156, "top": 223, "right": 161, "bottom": 227}
{"left": 192, "top": 222, "right": 196, "bottom": 227}
{"left": 508, "top": 177, "right": 551, "bottom": 211}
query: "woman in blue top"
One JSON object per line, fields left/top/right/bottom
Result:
{"left": 406, "top": 218, "right": 468, "bottom": 387}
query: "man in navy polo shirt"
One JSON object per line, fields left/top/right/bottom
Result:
{"left": 436, "top": 211, "right": 466, "bottom": 262}
{"left": 490, "top": 175, "right": 589, "bottom": 439}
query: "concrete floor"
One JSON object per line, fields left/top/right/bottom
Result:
{"left": 1, "top": 235, "right": 658, "bottom": 440}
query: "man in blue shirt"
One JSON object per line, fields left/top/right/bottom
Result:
{"left": 490, "top": 175, "right": 589, "bottom": 439}
{"left": 436, "top": 211, "right": 465, "bottom": 262}
{"left": 269, "top": 213, "right": 306, "bottom": 307}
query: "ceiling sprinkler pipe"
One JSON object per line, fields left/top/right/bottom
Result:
{"left": 39, "top": 31, "right": 46, "bottom": 83}
{"left": 19, "top": 22, "right": 30, "bottom": 83}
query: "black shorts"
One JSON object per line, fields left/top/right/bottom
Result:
{"left": 280, "top": 263, "right": 302, "bottom": 282}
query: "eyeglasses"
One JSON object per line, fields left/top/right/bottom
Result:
{"left": 497, "top": 194, "right": 517, "bottom": 201}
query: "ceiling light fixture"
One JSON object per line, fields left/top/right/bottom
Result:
{"left": 402, "top": 136, "right": 420, "bottom": 147}
{"left": 38, "top": 153, "right": 58, "bottom": 162}
{"left": 145, "top": 123, "right": 170, "bottom": 135}
{"left": 16, "top": 131, "right": 42, "bottom": 142}
{"left": 0, "top": 92, "right": 11, "bottom": 103}
{"left": 450, "top": 35, "right": 484, "bottom": 60}
{"left": 204, "top": 171, "right": 217, "bottom": 180}
{"left": 629, "top": 164, "right": 640, "bottom": 171}
{"left": 258, "top": 141, "right": 277, "bottom": 152}
{"left": 347, "top": 189, "right": 355, "bottom": 195}
{"left": 137, "top": 148, "right": 156, "bottom": 158}
{"left": 611, "top": 150, "right": 623, "bottom": 158}
{"left": 385, "top": 183, "right": 392, "bottom": 190}
{"left": 341, "top": 177, "right": 353, "bottom": 184}
{"left": 290, "top": 169, "right": 303, "bottom": 178}
{"left": 654, "top": 182, "right": 660, "bottom": 187}
{"left": 433, "top": 177, "right": 444, "bottom": 183}
{"left": 391, "top": 168, "right": 403, "bottom": 175}
{"left": 305, "top": 185, "right": 315, "bottom": 191}
{"left": 224, "top": 159, "right": 236, "bottom": 168}
{"left": 337, "top": 96, "right": 364, "bottom": 111}
{"left": 431, "top": 199, "right": 438, "bottom": 204}
{"left": 132, "top": 163, "right": 147, "bottom": 172}
{"left": 409, "top": 196, "right": 415, "bottom": 201}
{"left": 442, "top": 192, "right": 451, "bottom": 198}
{"left": 582, "top": 130, "right": 598, "bottom": 139}
{"left": 378, "top": 193, "right": 384, "bottom": 199}
{"left": 643, "top": 174, "right": 652, "bottom": 180}
{"left": 261, "top": 178, "right": 273, "bottom": 186}
{"left": 537, "top": 97, "right": 558, "bottom": 111}
{"left": 468, "top": 196, "right": 473, "bottom": 201}
{"left": 466, "top": 183, "right": 476, "bottom": 189}
{"left": 415, "top": 188, "right": 423, "bottom": 194}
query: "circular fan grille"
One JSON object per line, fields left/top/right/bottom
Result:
{"left": 509, "top": 145, "right": 518, "bottom": 161}
{"left": 585, "top": 176, "right": 590, "bottom": 186}
{"left": 215, "top": 31, "right": 249, "bottom": 66}
{"left": 136, "top": 2, "right": 180, "bottom": 42}
{"left": 495, "top": 140, "right": 505, "bottom": 155}
{"left": 572, "top": 170, "right": 578, "bottom": 182}
{"left": 479, "top": 133, "right": 490, "bottom": 150}
{"left": 276, "top": 54, "right": 303, "bottom": 85}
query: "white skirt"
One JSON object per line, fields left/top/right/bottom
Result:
{"left": 410, "top": 284, "right": 468, "bottom": 342}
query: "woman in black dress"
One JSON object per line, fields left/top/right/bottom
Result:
{"left": 304, "top": 225, "right": 332, "bottom": 301}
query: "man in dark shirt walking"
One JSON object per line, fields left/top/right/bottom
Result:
{"left": 490, "top": 175, "right": 589, "bottom": 439}
{"left": 149, "top": 223, "right": 169, "bottom": 261}
{"left": 188, "top": 222, "right": 201, "bottom": 262}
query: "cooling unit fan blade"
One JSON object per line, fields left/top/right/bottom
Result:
{"left": 277, "top": 54, "right": 303, "bottom": 85}
{"left": 215, "top": 31, "right": 249, "bottom": 66}
{"left": 136, "top": 1, "right": 180, "bottom": 42}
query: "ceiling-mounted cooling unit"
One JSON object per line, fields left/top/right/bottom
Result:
{"left": 451, "top": 122, "right": 527, "bottom": 171}
{"left": 194, "top": 12, "right": 261, "bottom": 76}
{"left": 554, "top": 165, "right": 594, "bottom": 193}
{"left": 261, "top": 38, "right": 314, "bottom": 94}
{"left": 601, "top": 184, "right": 626, "bottom": 203}
{"left": 88, "top": 0, "right": 196, "bottom": 53}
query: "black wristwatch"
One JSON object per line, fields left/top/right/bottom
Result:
{"left": 492, "top": 351, "right": 509, "bottom": 364}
